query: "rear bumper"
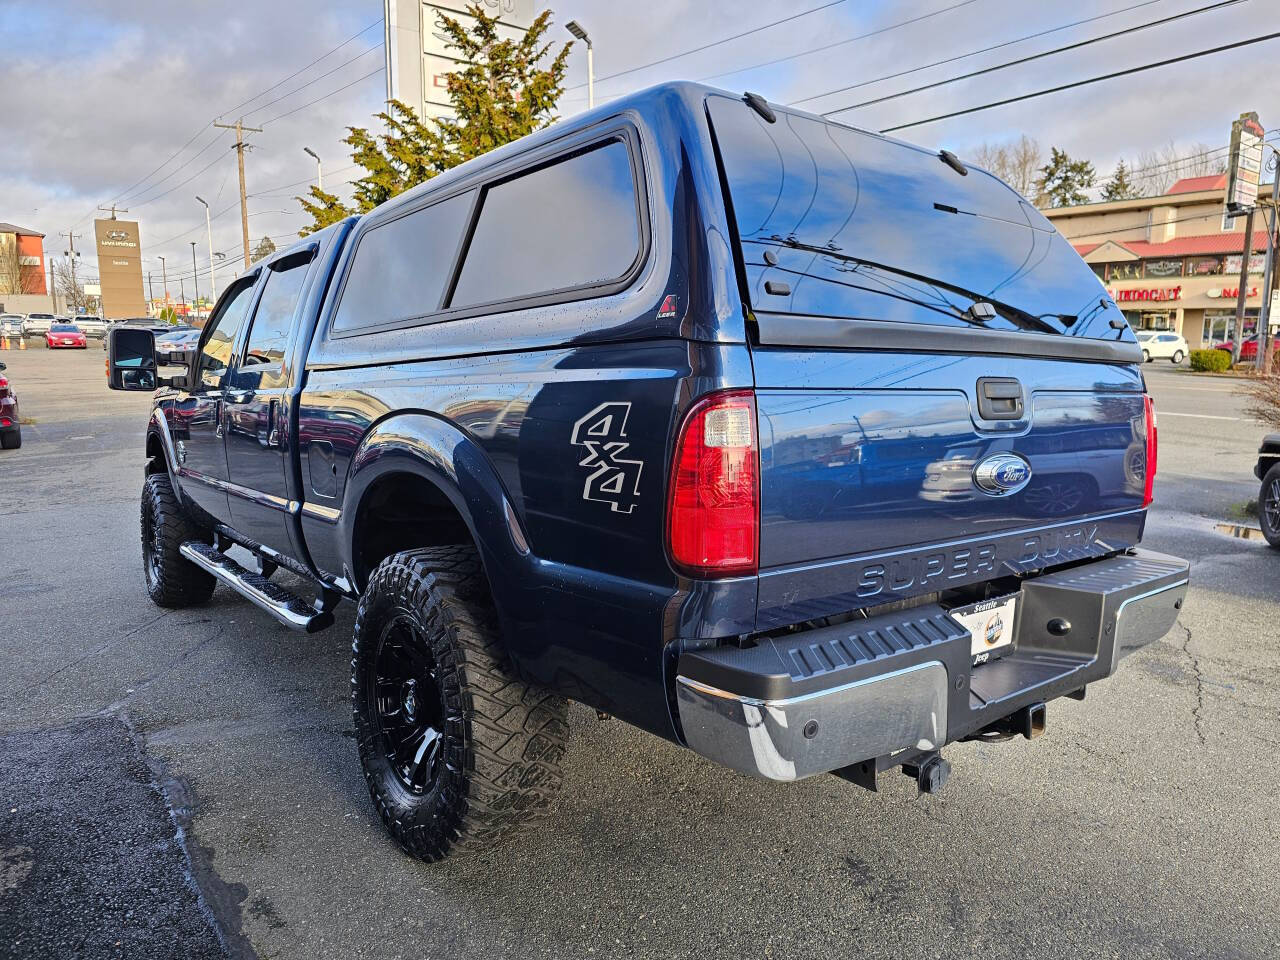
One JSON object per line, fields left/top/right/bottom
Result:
{"left": 675, "top": 548, "right": 1188, "bottom": 781}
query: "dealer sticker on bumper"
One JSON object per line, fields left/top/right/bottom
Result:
{"left": 951, "top": 594, "right": 1018, "bottom": 664}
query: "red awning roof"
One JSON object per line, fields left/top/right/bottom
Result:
{"left": 1072, "top": 230, "right": 1267, "bottom": 259}
{"left": 1166, "top": 174, "right": 1227, "bottom": 195}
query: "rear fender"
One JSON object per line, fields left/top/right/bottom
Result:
{"left": 339, "top": 411, "right": 531, "bottom": 631}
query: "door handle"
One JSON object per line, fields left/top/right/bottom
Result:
{"left": 214, "top": 397, "right": 224, "bottom": 439}
{"left": 976, "top": 377, "right": 1024, "bottom": 420}
{"left": 263, "top": 398, "right": 282, "bottom": 448}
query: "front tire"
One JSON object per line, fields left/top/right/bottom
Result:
{"left": 1171, "top": 350, "right": 1184, "bottom": 364}
{"left": 1142, "top": 349, "right": 1151, "bottom": 363}
{"left": 352, "top": 546, "right": 568, "bottom": 861}
{"left": 140, "top": 473, "right": 215, "bottom": 607}
{"left": 1260, "top": 463, "right": 1280, "bottom": 550}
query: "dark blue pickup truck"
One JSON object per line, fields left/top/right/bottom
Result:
{"left": 108, "top": 83, "right": 1188, "bottom": 861}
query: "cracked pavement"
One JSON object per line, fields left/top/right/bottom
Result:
{"left": 0, "top": 351, "right": 1277, "bottom": 959}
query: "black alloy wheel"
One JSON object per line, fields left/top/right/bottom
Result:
{"left": 370, "top": 615, "right": 451, "bottom": 795}
{"left": 1260, "top": 464, "right": 1280, "bottom": 549}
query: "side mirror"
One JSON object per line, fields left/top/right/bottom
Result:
{"left": 0, "top": 361, "right": 6, "bottom": 372}
{"left": 106, "top": 326, "right": 158, "bottom": 391}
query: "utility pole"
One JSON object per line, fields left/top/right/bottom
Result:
{"left": 196, "top": 195, "right": 216, "bottom": 299}
{"left": 60, "top": 231, "right": 81, "bottom": 314}
{"left": 159, "top": 256, "right": 168, "bottom": 308}
{"left": 147, "top": 272, "right": 154, "bottom": 312}
{"left": 48, "top": 259, "right": 56, "bottom": 312}
{"left": 190, "top": 241, "right": 200, "bottom": 317}
{"left": 97, "top": 204, "right": 128, "bottom": 221}
{"left": 213, "top": 118, "right": 263, "bottom": 269}
{"left": 180, "top": 278, "right": 187, "bottom": 314}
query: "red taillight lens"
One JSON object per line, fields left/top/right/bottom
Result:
{"left": 667, "top": 390, "right": 759, "bottom": 577}
{"left": 1142, "top": 393, "right": 1158, "bottom": 508}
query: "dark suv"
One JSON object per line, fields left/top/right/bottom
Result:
{"left": 107, "top": 83, "right": 1188, "bottom": 861}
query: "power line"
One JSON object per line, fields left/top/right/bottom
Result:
{"left": 242, "top": 42, "right": 383, "bottom": 121}
{"left": 788, "top": 0, "right": 1164, "bottom": 107}
{"left": 875, "top": 31, "right": 1280, "bottom": 133}
{"left": 697, "top": 0, "right": 983, "bottom": 85}
{"left": 258, "top": 65, "right": 385, "bottom": 126}
{"left": 117, "top": 131, "right": 225, "bottom": 206}
{"left": 564, "top": 0, "right": 851, "bottom": 92}
{"left": 821, "top": 0, "right": 1240, "bottom": 116}
{"left": 218, "top": 17, "right": 385, "bottom": 119}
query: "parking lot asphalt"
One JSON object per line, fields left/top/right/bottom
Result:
{"left": 1, "top": 346, "right": 1277, "bottom": 960}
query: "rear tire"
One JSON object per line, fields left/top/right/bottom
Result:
{"left": 1260, "top": 464, "right": 1280, "bottom": 550}
{"left": 1142, "top": 350, "right": 1151, "bottom": 363}
{"left": 351, "top": 545, "right": 568, "bottom": 861}
{"left": 1, "top": 428, "right": 19, "bottom": 450}
{"left": 140, "top": 473, "right": 216, "bottom": 607}
{"left": 1171, "top": 350, "right": 1184, "bottom": 364}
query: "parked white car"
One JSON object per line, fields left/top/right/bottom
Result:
{"left": 75, "top": 315, "right": 108, "bottom": 337}
{"left": 1135, "top": 331, "right": 1187, "bottom": 363}
{"left": 22, "top": 313, "right": 55, "bottom": 336}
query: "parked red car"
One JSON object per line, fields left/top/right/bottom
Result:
{"left": 45, "top": 321, "right": 87, "bottom": 349}
{"left": 1214, "top": 336, "right": 1280, "bottom": 362}
{"left": 0, "top": 360, "right": 20, "bottom": 449}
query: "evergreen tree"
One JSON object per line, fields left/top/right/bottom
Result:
{"left": 298, "top": 4, "right": 572, "bottom": 235}
{"left": 1035, "top": 147, "right": 1097, "bottom": 207}
{"left": 251, "top": 236, "right": 277, "bottom": 261}
{"left": 1101, "top": 160, "right": 1139, "bottom": 201}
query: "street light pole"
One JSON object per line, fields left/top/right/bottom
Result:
{"left": 565, "top": 21, "right": 593, "bottom": 109}
{"left": 303, "top": 146, "right": 322, "bottom": 190}
{"left": 158, "top": 256, "right": 168, "bottom": 308}
{"left": 190, "top": 241, "right": 200, "bottom": 319}
{"left": 196, "top": 195, "right": 216, "bottom": 300}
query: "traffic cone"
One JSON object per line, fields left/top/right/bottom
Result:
{"left": 1, "top": 335, "right": 8, "bottom": 350}
{"left": 18, "top": 336, "right": 25, "bottom": 349}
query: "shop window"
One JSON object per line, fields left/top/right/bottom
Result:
{"left": 1143, "top": 258, "right": 1183, "bottom": 279}
{"left": 1187, "top": 256, "right": 1223, "bottom": 277}
{"left": 1110, "top": 262, "right": 1142, "bottom": 280}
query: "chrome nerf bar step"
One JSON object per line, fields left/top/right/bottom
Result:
{"left": 180, "top": 541, "right": 334, "bottom": 633}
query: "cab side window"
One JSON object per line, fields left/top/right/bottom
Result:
{"left": 237, "top": 258, "right": 311, "bottom": 389}
{"left": 197, "top": 282, "right": 255, "bottom": 389}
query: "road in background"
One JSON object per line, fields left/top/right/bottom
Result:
{"left": 1, "top": 349, "right": 1277, "bottom": 960}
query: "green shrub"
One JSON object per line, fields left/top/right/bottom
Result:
{"left": 1189, "top": 349, "right": 1231, "bottom": 372}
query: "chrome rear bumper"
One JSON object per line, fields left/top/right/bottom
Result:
{"left": 676, "top": 549, "right": 1188, "bottom": 781}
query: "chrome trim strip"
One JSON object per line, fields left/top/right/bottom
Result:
{"left": 300, "top": 501, "right": 341, "bottom": 523}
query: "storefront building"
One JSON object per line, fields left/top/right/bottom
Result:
{"left": 1040, "top": 175, "right": 1274, "bottom": 349}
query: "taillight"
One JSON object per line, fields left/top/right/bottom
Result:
{"left": 1142, "top": 393, "right": 1157, "bottom": 508}
{"left": 667, "top": 390, "right": 759, "bottom": 577}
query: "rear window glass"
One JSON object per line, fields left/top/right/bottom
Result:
{"left": 333, "top": 191, "right": 473, "bottom": 333}
{"left": 707, "top": 95, "right": 1127, "bottom": 341}
{"left": 449, "top": 140, "right": 641, "bottom": 309}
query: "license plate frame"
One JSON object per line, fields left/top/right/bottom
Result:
{"left": 951, "top": 594, "right": 1018, "bottom": 665}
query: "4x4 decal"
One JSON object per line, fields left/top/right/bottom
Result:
{"left": 571, "top": 402, "right": 644, "bottom": 514}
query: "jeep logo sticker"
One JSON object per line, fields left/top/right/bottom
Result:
{"left": 571, "top": 402, "right": 643, "bottom": 514}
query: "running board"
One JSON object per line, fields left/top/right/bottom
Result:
{"left": 180, "top": 541, "right": 335, "bottom": 633}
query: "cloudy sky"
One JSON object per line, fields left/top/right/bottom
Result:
{"left": 4, "top": 0, "right": 1277, "bottom": 299}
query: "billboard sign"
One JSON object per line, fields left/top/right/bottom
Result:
{"left": 94, "top": 219, "right": 146, "bottom": 319}
{"left": 1224, "top": 111, "right": 1265, "bottom": 214}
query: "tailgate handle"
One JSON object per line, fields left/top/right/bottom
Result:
{"left": 977, "top": 377, "right": 1024, "bottom": 420}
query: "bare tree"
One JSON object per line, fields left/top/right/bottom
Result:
{"left": 968, "top": 135, "right": 1043, "bottom": 199}
{"left": 52, "top": 259, "right": 87, "bottom": 314}
{"left": 1129, "top": 140, "right": 1230, "bottom": 197}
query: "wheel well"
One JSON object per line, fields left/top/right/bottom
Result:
{"left": 351, "top": 472, "right": 475, "bottom": 589}
{"left": 145, "top": 431, "right": 167, "bottom": 475}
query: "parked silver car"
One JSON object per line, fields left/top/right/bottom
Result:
{"left": 0, "top": 314, "right": 24, "bottom": 337}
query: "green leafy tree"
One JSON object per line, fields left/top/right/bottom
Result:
{"left": 157, "top": 305, "right": 181, "bottom": 325}
{"left": 251, "top": 236, "right": 277, "bottom": 261}
{"left": 1036, "top": 147, "right": 1097, "bottom": 207}
{"left": 1101, "top": 160, "right": 1139, "bottom": 201}
{"left": 298, "top": 3, "right": 572, "bottom": 235}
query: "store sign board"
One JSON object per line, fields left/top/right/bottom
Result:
{"left": 1109, "top": 286, "right": 1181, "bottom": 302}
{"left": 1225, "top": 111, "right": 1265, "bottom": 213}
{"left": 1205, "top": 285, "right": 1260, "bottom": 299}
{"left": 1225, "top": 253, "right": 1267, "bottom": 276}
{"left": 1144, "top": 258, "right": 1183, "bottom": 278}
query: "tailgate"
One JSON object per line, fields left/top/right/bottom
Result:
{"left": 705, "top": 95, "right": 1150, "bottom": 628}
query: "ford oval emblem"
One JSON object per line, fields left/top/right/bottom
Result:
{"left": 972, "top": 452, "right": 1032, "bottom": 496}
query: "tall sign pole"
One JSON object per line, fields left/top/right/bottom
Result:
{"left": 213, "top": 118, "right": 262, "bottom": 269}
{"left": 1225, "top": 111, "right": 1265, "bottom": 365}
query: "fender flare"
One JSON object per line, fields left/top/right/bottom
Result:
{"left": 147, "top": 407, "right": 180, "bottom": 487}
{"left": 339, "top": 411, "right": 533, "bottom": 608}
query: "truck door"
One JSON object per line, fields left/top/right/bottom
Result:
{"left": 222, "top": 250, "right": 314, "bottom": 556}
{"left": 171, "top": 276, "right": 257, "bottom": 521}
